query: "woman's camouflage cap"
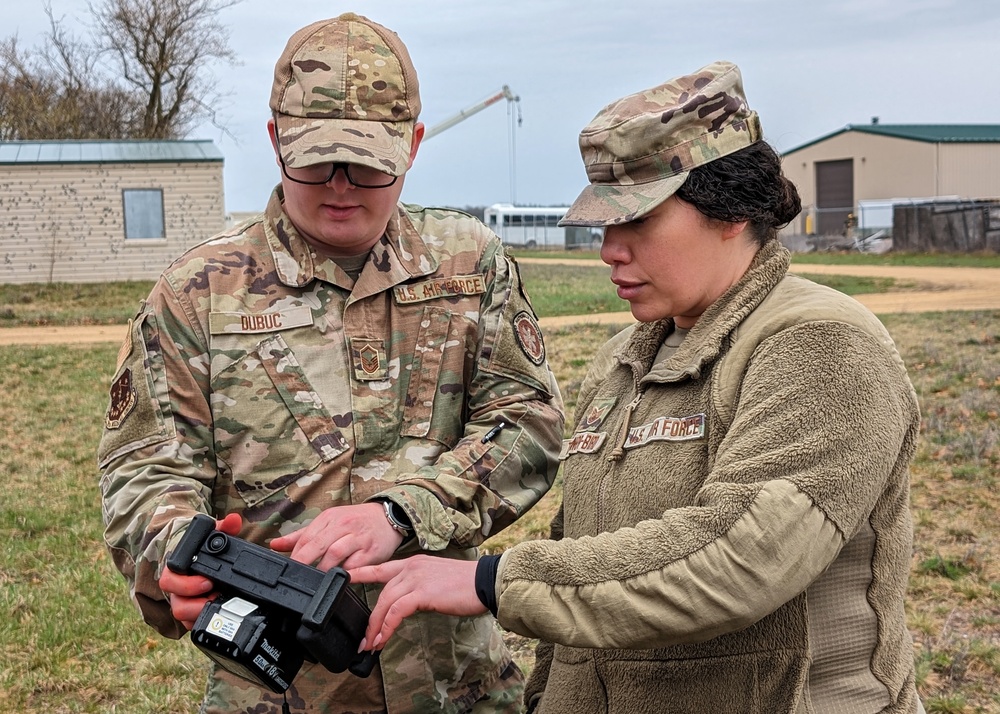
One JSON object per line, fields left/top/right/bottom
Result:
{"left": 270, "top": 13, "right": 420, "bottom": 177}
{"left": 561, "top": 60, "right": 762, "bottom": 227}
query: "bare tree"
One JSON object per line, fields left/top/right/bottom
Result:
{"left": 89, "top": 0, "right": 242, "bottom": 139}
{"left": 0, "top": 36, "right": 53, "bottom": 141}
{"left": 0, "top": 23, "right": 142, "bottom": 141}
{"left": 0, "top": 0, "right": 241, "bottom": 141}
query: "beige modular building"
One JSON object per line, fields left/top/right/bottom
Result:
{"left": 0, "top": 140, "right": 225, "bottom": 284}
{"left": 780, "top": 123, "right": 1000, "bottom": 237}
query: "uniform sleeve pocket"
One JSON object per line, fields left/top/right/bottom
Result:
{"left": 212, "top": 333, "right": 349, "bottom": 506}
{"left": 97, "top": 311, "right": 176, "bottom": 469}
{"left": 400, "top": 306, "right": 469, "bottom": 447}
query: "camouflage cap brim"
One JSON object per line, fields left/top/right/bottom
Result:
{"left": 562, "top": 60, "right": 762, "bottom": 228}
{"left": 559, "top": 172, "right": 688, "bottom": 227}
{"left": 274, "top": 113, "right": 414, "bottom": 177}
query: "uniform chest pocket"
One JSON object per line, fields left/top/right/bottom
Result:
{"left": 211, "top": 333, "right": 349, "bottom": 506}
{"left": 400, "top": 306, "right": 474, "bottom": 448}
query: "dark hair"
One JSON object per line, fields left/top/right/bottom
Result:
{"left": 675, "top": 140, "right": 801, "bottom": 246}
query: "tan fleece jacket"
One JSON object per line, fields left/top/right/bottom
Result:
{"left": 497, "top": 240, "right": 923, "bottom": 713}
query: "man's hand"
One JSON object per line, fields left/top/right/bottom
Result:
{"left": 349, "top": 556, "right": 484, "bottom": 651}
{"left": 269, "top": 502, "right": 403, "bottom": 571}
{"left": 159, "top": 513, "right": 242, "bottom": 630}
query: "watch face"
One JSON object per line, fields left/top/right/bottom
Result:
{"left": 383, "top": 500, "right": 413, "bottom": 533}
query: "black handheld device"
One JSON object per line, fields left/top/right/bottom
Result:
{"left": 166, "top": 514, "right": 378, "bottom": 692}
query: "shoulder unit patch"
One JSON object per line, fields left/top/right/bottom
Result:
{"left": 512, "top": 311, "right": 545, "bottom": 365}
{"left": 105, "top": 368, "right": 138, "bottom": 430}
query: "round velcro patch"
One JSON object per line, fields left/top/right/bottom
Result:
{"left": 512, "top": 311, "right": 545, "bottom": 365}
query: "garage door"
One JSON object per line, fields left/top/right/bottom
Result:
{"left": 816, "top": 159, "right": 853, "bottom": 236}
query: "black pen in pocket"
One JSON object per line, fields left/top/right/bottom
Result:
{"left": 481, "top": 421, "right": 507, "bottom": 443}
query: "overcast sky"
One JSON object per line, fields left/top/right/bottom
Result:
{"left": 7, "top": 0, "right": 1000, "bottom": 214}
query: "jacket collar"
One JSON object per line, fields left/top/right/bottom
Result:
{"left": 614, "top": 239, "right": 791, "bottom": 385}
{"left": 261, "top": 187, "right": 439, "bottom": 295}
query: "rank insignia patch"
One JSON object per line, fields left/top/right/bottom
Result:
{"left": 105, "top": 368, "right": 137, "bottom": 430}
{"left": 579, "top": 397, "right": 617, "bottom": 432}
{"left": 360, "top": 345, "right": 380, "bottom": 375}
{"left": 512, "top": 311, "right": 545, "bottom": 365}
{"left": 351, "top": 338, "right": 389, "bottom": 381}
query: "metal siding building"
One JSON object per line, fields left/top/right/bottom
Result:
{"left": 0, "top": 140, "right": 225, "bottom": 284}
{"left": 780, "top": 124, "right": 1000, "bottom": 237}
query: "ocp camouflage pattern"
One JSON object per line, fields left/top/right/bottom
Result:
{"left": 271, "top": 13, "right": 420, "bottom": 176}
{"left": 98, "top": 187, "right": 564, "bottom": 713}
{"left": 561, "top": 60, "right": 762, "bottom": 226}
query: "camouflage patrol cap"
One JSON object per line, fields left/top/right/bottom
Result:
{"left": 561, "top": 60, "right": 762, "bottom": 227}
{"left": 270, "top": 13, "right": 420, "bottom": 177}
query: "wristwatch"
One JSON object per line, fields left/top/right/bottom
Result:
{"left": 377, "top": 499, "right": 414, "bottom": 539}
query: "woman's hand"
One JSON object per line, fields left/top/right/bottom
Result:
{"left": 349, "top": 555, "right": 484, "bottom": 650}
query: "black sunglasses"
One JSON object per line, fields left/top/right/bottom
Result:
{"left": 273, "top": 125, "right": 399, "bottom": 188}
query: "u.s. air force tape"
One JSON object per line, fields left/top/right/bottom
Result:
{"left": 393, "top": 275, "right": 487, "bottom": 304}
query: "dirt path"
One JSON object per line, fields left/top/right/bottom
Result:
{"left": 529, "top": 260, "right": 1000, "bottom": 329}
{"left": 0, "top": 323, "right": 129, "bottom": 346}
{"left": 1, "top": 262, "right": 998, "bottom": 345}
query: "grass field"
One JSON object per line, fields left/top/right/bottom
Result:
{"left": 1, "top": 269, "right": 999, "bottom": 712}
{"left": 0, "top": 260, "right": 900, "bottom": 327}
{"left": 517, "top": 249, "right": 1000, "bottom": 269}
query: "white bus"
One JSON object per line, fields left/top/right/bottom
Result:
{"left": 483, "top": 203, "right": 601, "bottom": 250}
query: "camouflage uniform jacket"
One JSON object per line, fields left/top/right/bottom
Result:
{"left": 99, "top": 188, "right": 564, "bottom": 713}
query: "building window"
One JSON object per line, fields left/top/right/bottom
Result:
{"left": 122, "top": 189, "right": 165, "bottom": 239}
